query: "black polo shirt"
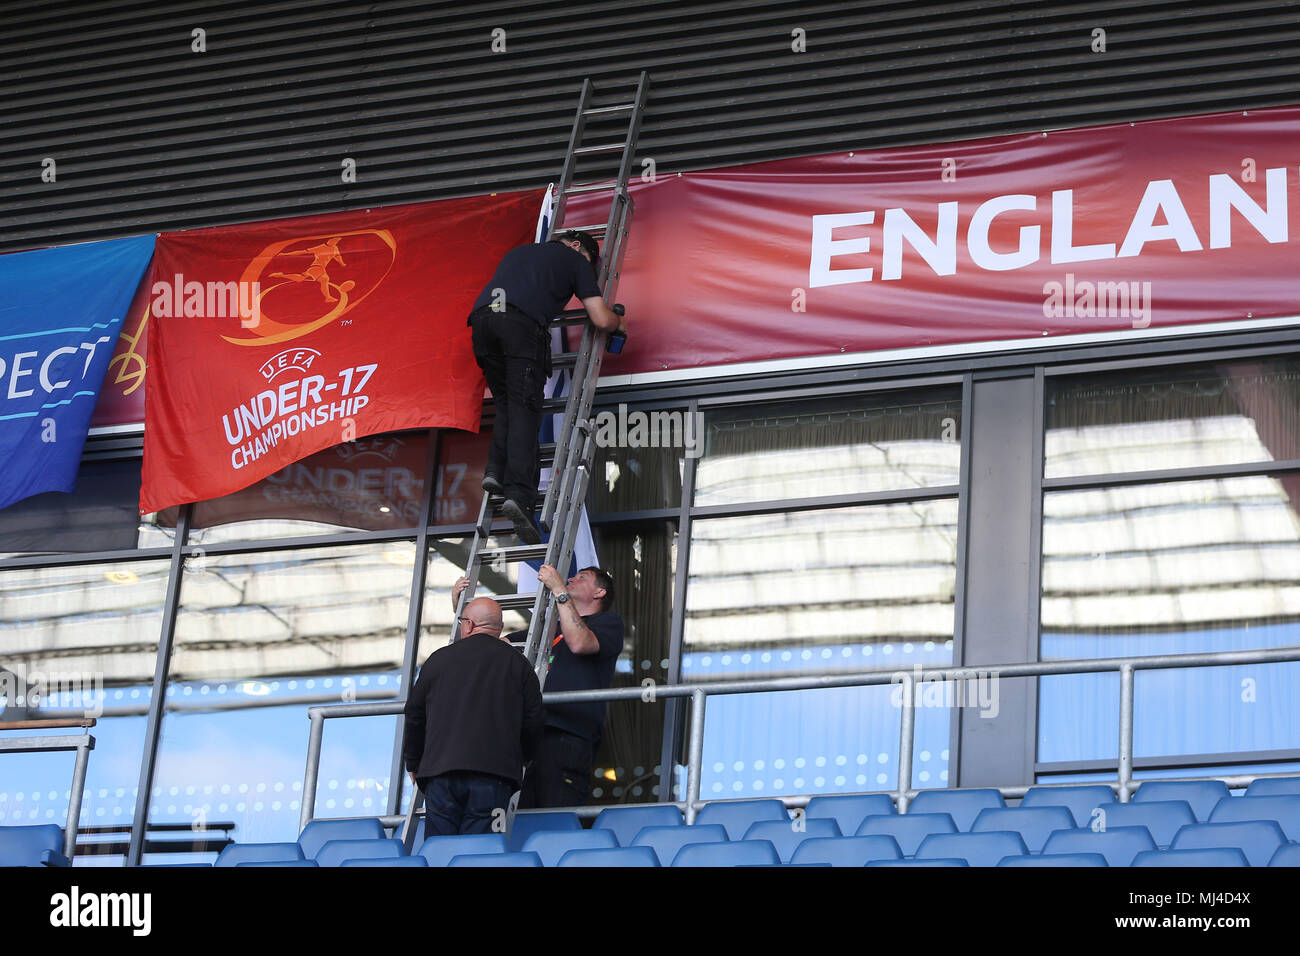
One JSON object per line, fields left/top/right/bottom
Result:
{"left": 469, "top": 242, "right": 601, "bottom": 327}
{"left": 509, "top": 610, "right": 625, "bottom": 742}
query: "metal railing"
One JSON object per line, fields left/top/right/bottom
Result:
{"left": 0, "top": 717, "right": 96, "bottom": 860}
{"left": 300, "top": 643, "right": 1300, "bottom": 835}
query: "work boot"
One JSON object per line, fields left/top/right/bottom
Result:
{"left": 481, "top": 473, "right": 504, "bottom": 496}
{"left": 501, "top": 499, "right": 541, "bottom": 545}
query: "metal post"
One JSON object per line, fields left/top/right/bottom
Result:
{"left": 1118, "top": 663, "right": 1135, "bottom": 803}
{"left": 65, "top": 735, "right": 93, "bottom": 860}
{"left": 127, "top": 504, "right": 191, "bottom": 867}
{"left": 896, "top": 672, "right": 916, "bottom": 812}
{"left": 684, "top": 689, "right": 706, "bottom": 824}
{"left": 300, "top": 710, "right": 325, "bottom": 833}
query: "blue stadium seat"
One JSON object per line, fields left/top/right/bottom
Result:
{"left": 1041, "top": 826, "right": 1156, "bottom": 866}
{"left": 522, "top": 828, "right": 619, "bottom": 867}
{"left": 1170, "top": 821, "right": 1287, "bottom": 867}
{"left": 0, "top": 825, "right": 69, "bottom": 867}
{"left": 972, "top": 806, "right": 1076, "bottom": 853}
{"left": 1245, "top": 776, "right": 1300, "bottom": 797}
{"left": 916, "top": 831, "right": 1028, "bottom": 867}
{"left": 1134, "top": 779, "right": 1231, "bottom": 822}
{"left": 672, "top": 839, "right": 781, "bottom": 867}
{"left": 1019, "top": 785, "right": 1115, "bottom": 827}
{"left": 315, "top": 837, "right": 406, "bottom": 867}
{"left": 1269, "top": 844, "right": 1300, "bottom": 866}
{"left": 508, "top": 811, "right": 581, "bottom": 852}
{"left": 998, "top": 853, "right": 1108, "bottom": 867}
{"left": 557, "top": 846, "right": 661, "bottom": 867}
{"left": 790, "top": 834, "right": 903, "bottom": 867}
{"left": 857, "top": 812, "right": 957, "bottom": 856}
{"left": 237, "top": 860, "right": 320, "bottom": 867}
{"left": 908, "top": 788, "right": 1006, "bottom": 831}
{"left": 593, "top": 804, "right": 683, "bottom": 846}
{"left": 340, "top": 856, "right": 428, "bottom": 867}
{"left": 693, "top": 799, "right": 789, "bottom": 840}
{"left": 215, "top": 842, "right": 305, "bottom": 867}
{"left": 632, "top": 824, "right": 728, "bottom": 866}
{"left": 1094, "top": 801, "right": 1197, "bottom": 850}
{"left": 449, "top": 851, "right": 542, "bottom": 866}
{"left": 742, "top": 818, "right": 841, "bottom": 863}
{"left": 141, "top": 863, "right": 213, "bottom": 867}
{"left": 1132, "top": 848, "right": 1249, "bottom": 867}
{"left": 298, "top": 818, "right": 386, "bottom": 859}
{"left": 418, "top": 833, "right": 508, "bottom": 867}
{"left": 1210, "top": 794, "right": 1300, "bottom": 842}
{"left": 867, "top": 858, "right": 968, "bottom": 867}
{"left": 805, "top": 794, "right": 896, "bottom": 834}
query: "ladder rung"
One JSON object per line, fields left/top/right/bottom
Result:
{"left": 564, "top": 181, "right": 619, "bottom": 195}
{"left": 539, "top": 442, "right": 555, "bottom": 464}
{"left": 477, "top": 544, "right": 549, "bottom": 563}
{"left": 542, "top": 397, "right": 568, "bottom": 413}
{"left": 550, "top": 313, "right": 588, "bottom": 328}
{"left": 583, "top": 103, "right": 635, "bottom": 115}
{"left": 497, "top": 592, "right": 540, "bottom": 611}
{"left": 573, "top": 143, "right": 625, "bottom": 156}
{"left": 551, "top": 352, "right": 578, "bottom": 368}
{"left": 555, "top": 223, "right": 605, "bottom": 236}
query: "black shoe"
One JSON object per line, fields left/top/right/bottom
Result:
{"left": 482, "top": 473, "right": 504, "bottom": 496}
{"left": 501, "top": 499, "right": 541, "bottom": 545}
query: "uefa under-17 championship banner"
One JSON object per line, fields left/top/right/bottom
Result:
{"left": 139, "top": 189, "right": 543, "bottom": 514}
{"left": 0, "top": 234, "right": 155, "bottom": 510}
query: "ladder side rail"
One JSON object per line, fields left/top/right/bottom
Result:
{"left": 549, "top": 79, "right": 594, "bottom": 238}
{"left": 541, "top": 322, "right": 597, "bottom": 529}
{"left": 534, "top": 447, "right": 594, "bottom": 689}
{"left": 450, "top": 492, "right": 496, "bottom": 643}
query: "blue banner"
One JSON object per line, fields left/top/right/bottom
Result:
{"left": 0, "top": 235, "right": 155, "bottom": 510}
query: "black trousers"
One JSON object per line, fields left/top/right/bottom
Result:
{"left": 421, "top": 771, "right": 516, "bottom": 836}
{"left": 517, "top": 728, "right": 594, "bottom": 810}
{"left": 469, "top": 305, "right": 550, "bottom": 511}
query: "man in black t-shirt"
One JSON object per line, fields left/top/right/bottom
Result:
{"left": 466, "top": 231, "right": 623, "bottom": 544}
{"left": 452, "top": 563, "right": 624, "bottom": 809}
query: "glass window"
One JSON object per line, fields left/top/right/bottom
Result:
{"left": 1039, "top": 475, "right": 1300, "bottom": 763}
{"left": 682, "top": 500, "right": 958, "bottom": 798}
{"left": 0, "top": 459, "right": 172, "bottom": 557}
{"left": 588, "top": 408, "right": 687, "bottom": 513}
{"left": 0, "top": 559, "right": 169, "bottom": 865}
{"left": 694, "top": 388, "right": 962, "bottom": 507}
{"left": 587, "top": 523, "right": 676, "bottom": 805}
{"left": 146, "top": 543, "right": 413, "bottom": 860}
{"left": 178, "top": 431, "right": 435, "bottom": 545}
{"left": 1045, "top": 357, "right": 1300, "bottom": 479}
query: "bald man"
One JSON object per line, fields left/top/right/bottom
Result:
{"left": 402, "top": 596, "right": 544, "bottom": 835}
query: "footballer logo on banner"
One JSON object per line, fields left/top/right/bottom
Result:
{"left": 0, "top": 234, "right": 155, "bottom": 511}
{"left": 139, "top": 189, "right": 544, "bottom": 515}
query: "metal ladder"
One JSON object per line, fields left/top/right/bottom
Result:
{"left": 450, "top": 71, "right": 648, "bottom": 691}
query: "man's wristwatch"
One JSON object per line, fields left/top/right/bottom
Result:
{"left": 554, "top": 591, "right": 570, "bottom": 605}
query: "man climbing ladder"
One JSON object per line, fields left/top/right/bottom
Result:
{"left": 465, "top": 229, "right": 624, "bottom": 544}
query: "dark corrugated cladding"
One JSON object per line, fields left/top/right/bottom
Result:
{"left": 2, "top": 0, "right": 1299, "bottom": 253}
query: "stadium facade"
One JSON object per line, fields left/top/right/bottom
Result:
{"left": 2, "top": 0, "right": 1299, "bottom": 865}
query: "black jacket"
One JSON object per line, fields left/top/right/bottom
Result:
{"left": 402, "top": 634, "right": 544, "bottom": 787}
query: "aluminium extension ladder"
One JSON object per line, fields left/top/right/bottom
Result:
{"left": 401, "top": 72, "right": 649, "bottom": 848}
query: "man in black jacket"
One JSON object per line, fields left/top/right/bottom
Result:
{"left": 402, "top": 596, "right": 544, "bottom": 836}
{"left": 466, "top": 230, "right": 623, "bottom": 544}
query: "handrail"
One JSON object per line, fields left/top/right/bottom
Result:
{"left": 0, "top": 717, "right": 97, "bottom": 860}
{"left": 299, "top": 643, "right": 1300, "bottom": 833}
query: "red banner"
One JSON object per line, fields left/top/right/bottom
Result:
{"left": 139, "top": 189, "right": 542, "bottom": 514}
{"left": 571, "top": 104, "right": 1300, "bottom": 377}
